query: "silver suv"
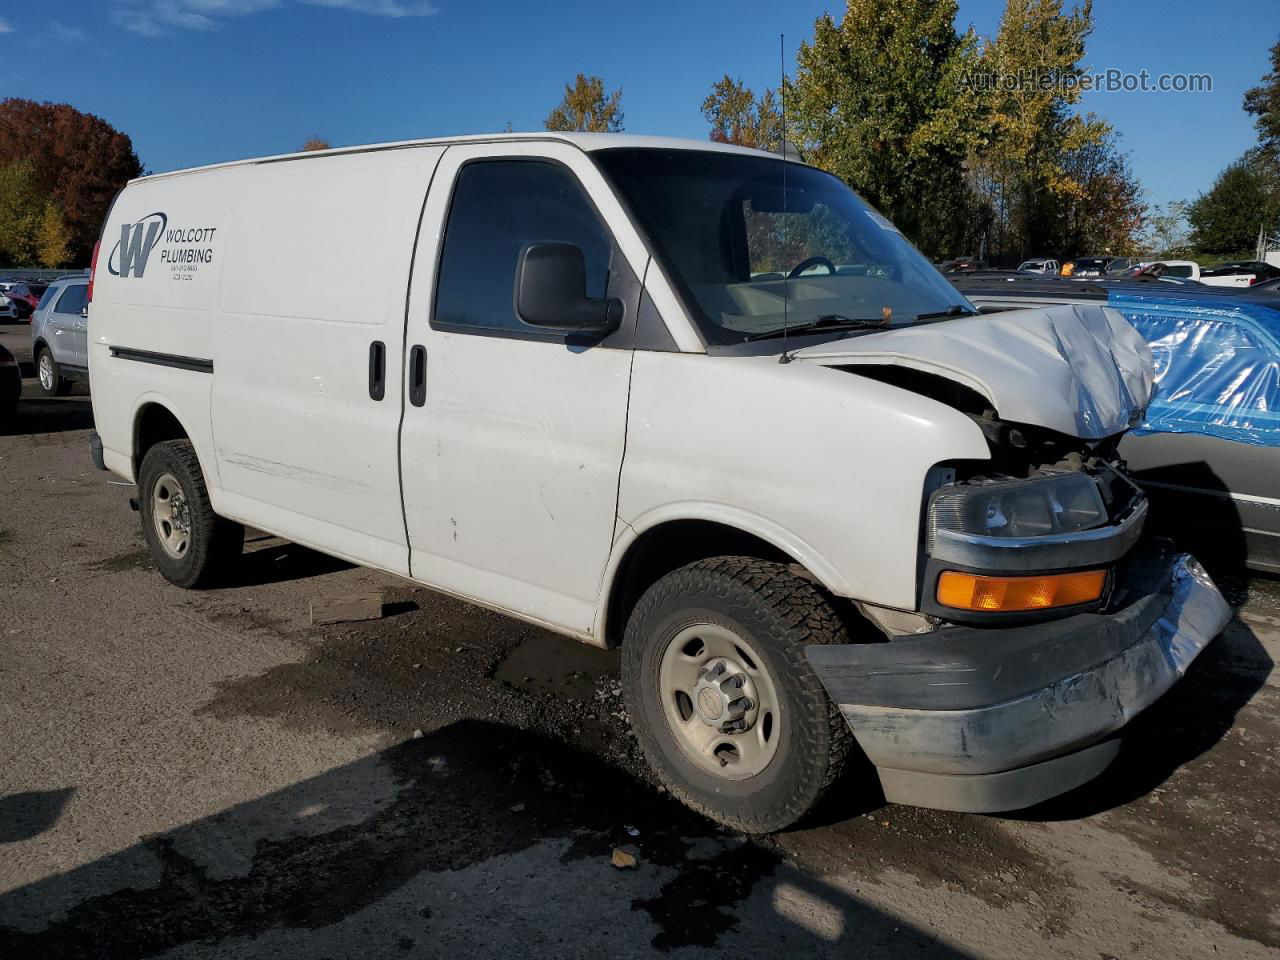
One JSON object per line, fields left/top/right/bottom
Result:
{"left": 31, "top": 277, "right": 90, "bottom": 396}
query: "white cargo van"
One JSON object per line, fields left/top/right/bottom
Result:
{"left": 89, "top": 133, "right": 1230, "bottom": 831}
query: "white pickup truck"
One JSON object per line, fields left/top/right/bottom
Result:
{"left": 87, "top": 133, "right": 1230, "bottom": 831}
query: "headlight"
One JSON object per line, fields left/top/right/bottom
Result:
{"left": 928, "top": 472, "right": 1108, "bottom": 548}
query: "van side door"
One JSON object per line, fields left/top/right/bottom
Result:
{"left": 400, "top": 143, "right": 645, "bottom": 636}
{"left": 210, "top": 148, "right": 445, "bottom": 574}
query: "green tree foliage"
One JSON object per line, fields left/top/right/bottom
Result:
{"left": 545, "top": 74, "right": 624, "bottom": 133}
{"left": 1244, "top": 35, "right": 1280, "bottom": 162}
{"left": 1054, "top": 125, "right": 1145, "bottom": 256}
{"left": 787, "top": 0, "right": 983, "bottom": 257}
{"left": 974, "top": 0, "right": 1142, "bottom": 257}
{"left": 0, "top": 99, "right": 143, "bottom": 265}
{"left": 701, "top": 76, "right": 782, "bottom": 150}
{"left": 36, "top": 201, "right": 73, "bottom": 268}
{"left": 0, "top": 160, "right": 44, "bottom": 266}
{"left": 1187, "top": 153, "right": 1280, "bottom": 257}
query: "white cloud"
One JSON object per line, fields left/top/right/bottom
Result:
{"left": 111, "top": 0, "right": 434, "bottom": 35}
{"left": 301, "top": 0, "right": 436, "bottom": 15}
{"left": 51, "top": 21, "right": 88, "bottom": 42}
{"left": 0, "top": 17, "right": 14, "bottom": 34}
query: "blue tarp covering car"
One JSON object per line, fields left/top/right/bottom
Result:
{"left": 1108, "top": 291, "right": 1280, "bottom": 448}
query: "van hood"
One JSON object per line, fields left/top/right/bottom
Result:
{"left": 792, "top": 303, "right": 1155, "bottom": 440}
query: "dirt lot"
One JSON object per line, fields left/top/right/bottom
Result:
{"left": 2, "top": 324, "right": 1279, "bottom": 959}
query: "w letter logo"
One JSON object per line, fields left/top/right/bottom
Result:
{"left": 107, "top": 213, "right": 168, "bottom": 278}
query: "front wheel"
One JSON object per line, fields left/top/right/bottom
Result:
{"left": 621, "top": 557, "right": 854, "bottom": 833}
{"left": 138, "top": 440, "right": 243, "bottom": 588}
{"left": 37, "top": 348, "right": 71, "bottom": 397}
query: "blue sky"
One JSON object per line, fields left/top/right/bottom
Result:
{"left": 0, "top": 0, "right": 1273, "bottom": 209}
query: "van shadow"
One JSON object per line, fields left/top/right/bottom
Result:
{"left": 224, "top": 539, "right": 355, "bottom": 588}
{"left": 0, "top": 721, "right": 976, "bottom": 960}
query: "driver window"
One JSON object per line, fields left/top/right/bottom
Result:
{"left": 433, "top": 159, "right": 613, "bottom": 335}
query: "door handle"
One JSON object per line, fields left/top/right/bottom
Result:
{"left": 408, "top": 344, "right": 426, "bottom": 407}
{"left": 368, "top": 340, "right": 386, "bottom": 401}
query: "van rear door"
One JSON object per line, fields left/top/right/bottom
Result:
{"left": 210, "top": 148, "right": 445, "bottom": 574}
{"left": 399, "top": 142, "right": 646, "bottom": 635}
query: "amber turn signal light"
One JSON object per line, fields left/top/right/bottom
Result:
{"left": 936, "top": 569, "right": 1106, "bottom": 612}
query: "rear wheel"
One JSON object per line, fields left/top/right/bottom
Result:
{"left": 37, "top": 348, "right": 71, "bottom": 397}
{"left": 138, "top": 440, "right": 243, "bottom": 587}
{"left": 621, "top": 557, "right": 854, "bottom": 833}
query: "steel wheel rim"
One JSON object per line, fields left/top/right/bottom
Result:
{"left": 38, "top": 354, "right": 53, "bottom": 390}
{"left": 658, "top": 623, "right": 781, "bottom": 780}
{"left": 151, "top": 472, "right": 192, "bottom": 560}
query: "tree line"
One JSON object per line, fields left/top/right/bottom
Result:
{"left": 0, "top": 99, "right": 143, "bottom": 268}
{"left": 544, "top": 1, "right": 1280, "bottom": 264}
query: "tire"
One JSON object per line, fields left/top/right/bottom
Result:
{"left": 621, "top": 556, "right": 854, "bottom": 833}
{"left": 138, "top": 440, "right": 243, "bottom": 588}
{"left": 37, "top": 348, "right": 71, "bottom": 397}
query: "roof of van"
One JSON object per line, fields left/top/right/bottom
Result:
{"left": 130, "top": 133, "right": 783, "bottom": 184}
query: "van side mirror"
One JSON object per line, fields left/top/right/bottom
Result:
{"left": 514, "top": 242, "right": 623, "bottom": 335}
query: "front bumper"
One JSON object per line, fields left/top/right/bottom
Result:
{"left": 807, "top": 542, "right": 1231, "bottom": 812}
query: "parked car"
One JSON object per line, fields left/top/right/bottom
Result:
{"left": 0, "top": 342, "right": 20, "bottom": 419}
{"left": 937, "top": 257, "right": 989, "bottom": 273}
{"left": 1128, "top": 260, "right": 1202, "bottom": 281}
{"left": 31, "top": 276, "right": 90, "bottom": 396}
{"left": 6, "top": 281, "right": 49, "bottom": 320}
{"left": 1104, "top": 257, "right": 1140, "bottom": 275}
{"left": 1201, "top": 261, "right": 1280, "bottom": 288}
{"left": 949, "top": 272, "right": 1280, "bottom": 572}
{"left": 1017, "top": 258, "right": 1060, "bottom": 274}
{"left": 0, "top": 290, "right": 18, "bottom": 322}
{"left": 89, "top": 133, "right": 1229, "bottom": 831}
{"left": 1060, "top": 256, "right": 1112, "bottom": 277}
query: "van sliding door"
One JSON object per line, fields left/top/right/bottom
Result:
{"left": 209, "top": 147, "right": 445, "bottom": 574}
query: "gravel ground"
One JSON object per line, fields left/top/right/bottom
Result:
{"left": 1, "top": 324, "right": 1278, "bottom": 959}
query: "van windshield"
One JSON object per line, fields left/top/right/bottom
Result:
{"left": 593, "top": 148, "right": 974, "bottom": 346}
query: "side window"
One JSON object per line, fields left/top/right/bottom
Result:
{"left": 434, "top": 160, "right": 612, "bottom": 334}
{"left": 55, "top": 284, "right": 88, "bottom": 315}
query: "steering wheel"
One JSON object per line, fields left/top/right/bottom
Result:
{"left": 788, "top": 256, "right": 836, "bottom": 278}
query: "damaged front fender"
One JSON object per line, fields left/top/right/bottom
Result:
{"left": 806, "top": 544, "right": 1230, "bottom": 812}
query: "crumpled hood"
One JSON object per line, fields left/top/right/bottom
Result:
{"left": 792, "top": 303, "right": 1155, "bottom": 439}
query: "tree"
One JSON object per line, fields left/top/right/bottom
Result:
{"left": 1054, "top": 125, "right": 1146, "bottom": 256}
{"left": 301, "top": 137, "right": 331, "bottom": 151}
{"left": 701, "top": 76, "right": 782, "bottom": 150}
{"left": 0, "top": 99, "right": 142, "bottom": 265}
{"left": 0, "top": 160, "right": 44, "bottom": 266}
{"left": 976, "top": 0, "right": 1110, "bottom": 257}
{"left": 544, "top": 74, "right": 624, "bottom": 133}
{"left": 1141, "top": 200, "right": 1191, "bottom": 258}
{"left": 1187, "top": 153, "right": 1280, "bottom": 257}
{"left": 36, "top": 201, "right": 72, "bottom": 268}
{"left": 1244, "top": 35, "right": 1280, "bottom": 162}
{"left": 787, "top": 0, "right": 984, "bottom": 257}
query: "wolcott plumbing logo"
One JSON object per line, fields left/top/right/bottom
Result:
{"left": 108, "top": 213, "right": 219, "bottom": 279}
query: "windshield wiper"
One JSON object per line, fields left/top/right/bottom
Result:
{"left": 914, "top": 305, "right": 979, "bottom": 322}
{"left": 745, "top": 314, "right": 888, "bottom": 342}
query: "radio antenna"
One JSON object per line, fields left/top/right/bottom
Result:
{"left": 779, "top": 32, "right": 792, "bottom": 364}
